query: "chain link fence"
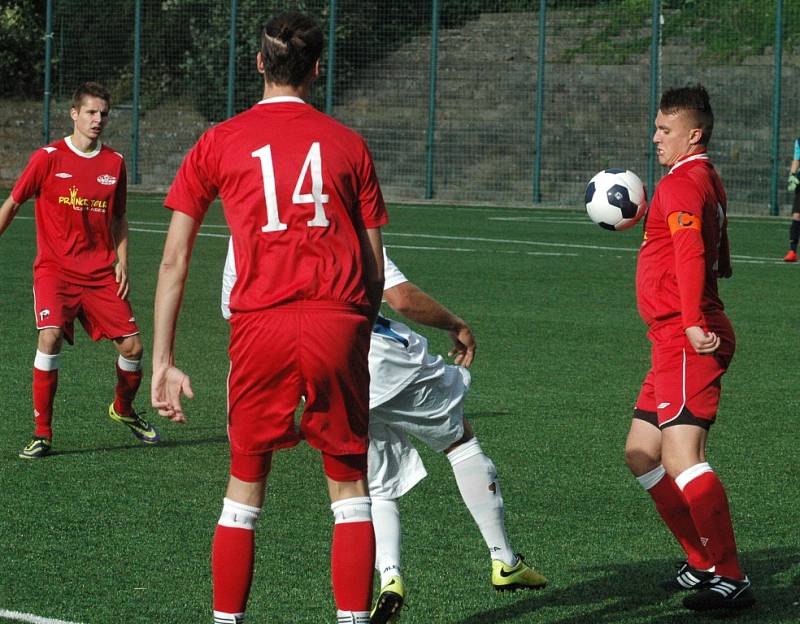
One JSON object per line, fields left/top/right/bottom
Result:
{"left": 2, "top": 0, "right": 799, "bottom": 213}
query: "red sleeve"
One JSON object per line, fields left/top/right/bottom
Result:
{"left": 164, "top": 130, "right": 219, "bottom": 222}
{"left": 113, "top": 159, "right": 128, "bottom": 217}
{"left": 356, "top": 140, "right": 388, "bottom": 228}
{"left": 11, "top": 149, "right": 50, "bottom": 204}
{"left": 669, "top": 211, "right": 706, "bottom": 329}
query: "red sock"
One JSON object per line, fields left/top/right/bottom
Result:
{"left": 330, "top": 497, "right": 375, "bottom": 612}
{"left": 681, "top": 470, "right": 743, "bottom": 579}
{"left": 114, "top": 363, "right": 142, "bottom": 416}
{"left": 32, "top": 367, "right": 58, "bottom": 439}
{"left": 647, "top": 473, "right": 713, "bottom": 569}
{"left": 212, "top": 524, "right": 256, "bottom": 614}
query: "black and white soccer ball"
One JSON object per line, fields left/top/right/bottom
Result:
{"left": 584, "top": 169, "right": 647, "bottom": 231}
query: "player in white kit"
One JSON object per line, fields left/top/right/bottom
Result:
{"left": 222, "top": 242, "right": 547, "bottom": 624}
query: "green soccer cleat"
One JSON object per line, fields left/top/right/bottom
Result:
{"left": 370, "top": 575, "right": 405, "bottom": 624}
{"left": 19, "top": 436, "right": 53, "bottom": 459}
{"left": 108, "top": 402, "right": 160, "bottom": 445}
{"left": 491, "top": 554, "right": 548, "bottom": 592}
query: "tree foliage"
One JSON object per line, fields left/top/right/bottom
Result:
{"left": 0, "top": 0, "right": 45, "bottom": 98}
{"left": 6, "top": 1, "right": 800, "bottom": 116}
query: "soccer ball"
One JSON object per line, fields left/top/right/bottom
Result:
{"left": 584, "top": 169, "right": 646, "bottom": 231}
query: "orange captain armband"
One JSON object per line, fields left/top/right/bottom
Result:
{"left": 667, "top": 211, "right": 702, "bottom": 235}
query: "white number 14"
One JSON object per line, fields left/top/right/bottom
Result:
{"left": 251, "top": 142, "right": 330, "bottom": 233}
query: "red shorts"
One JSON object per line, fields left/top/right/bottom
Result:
{"left": 634, "top": 314, "right": 735, "bottom": 428}
{"left": 33, "top": 272, "right": 139, "bottom": 344}
{"left": 227, "top": 305, "right": 371, "bottom": 481}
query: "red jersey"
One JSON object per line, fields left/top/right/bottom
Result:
{"left": 165, "top": 97, "right": 388, "bottom": 314}
{"left": 12, "top": 138, "right": 127, "bottom": 284}
{"left": 636, "top": 152, "right": 730, "bottom": 329}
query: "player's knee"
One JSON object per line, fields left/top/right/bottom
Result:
{"left": 443, "top": 428, "right": 475, "bottom": 454}
{"left": 624, "top": 444, "right": 661, "bottom": 476}
{"left": 37, "top": 328, "right": 63, "bottom": 354}
{"left": 116, "top": 335, "right": 143, "bottom": 360}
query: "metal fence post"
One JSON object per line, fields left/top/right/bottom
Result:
{"left": 647, "top": 0, "right": 661, "bottom": 198}
{"left": 325, "top": 0, "right": 337, "bottom": 115}
{"left": 43, "top": 0, "right": 54, "bottom": 145}
{"left": 532, "top": 0, "right": 546, "bottom": 204}
{"left": 770, "top": 0, "right": 784, "bottom": 216}
{"left": 227, "top": 0, "right": 238, "bottom": 119}
{"left": 131, "top": 0, "right": 142, "bottom": 184}
{"left": 425, "top": 0, "right": 440, "bottom": 200}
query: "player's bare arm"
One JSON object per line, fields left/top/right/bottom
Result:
{"left": 0, "top": 196, "right": 21, "bottom": 237}
{"left": 151, "top": 210, "right": 198, "bottom": 423}
{"left": 383, "top": 281, "right": 476, "bottom": 368}
{"left": 360, "top": 227, "right": 385, "bottom": 324}
{"left": 111, "top": 213, "right": 130, "bottom": 299}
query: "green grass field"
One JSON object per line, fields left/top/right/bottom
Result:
{"left": 0, "top": 197, "right": 797, "bottom": 623}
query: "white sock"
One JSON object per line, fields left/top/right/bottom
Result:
{"left": 213, "top": 611, "right": 244, "bottom": 624}
{"left": 34, "top": 350, "right": 60, "bottom": 371}
{"left": 371, "top": 497, "right": 402, "bottom": 586}
{"left": 117, "top": 354, "right": 142, "bottom": 372}
{"left": 218, "top": 498, "right": 262, "bottom": 529}
{"left": 447, "top": 438, "right": 515, "bottom": 566}
{"left": 336, "top": 612, "right": 370, "bottom": 624}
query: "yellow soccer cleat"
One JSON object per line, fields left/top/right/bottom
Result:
{"left": 491, "top": 554, "right": 548, "bottom": 592}
{"left": 108, "top": 402, "right": 160, "bottom": 445}
{"left": 370, "top": 575, "right": 405, "bottom": 624}
{"left": 19, "top": 436, "right": 52, "bottom": 459}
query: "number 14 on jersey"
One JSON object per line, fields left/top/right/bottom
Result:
{"left": 251, "top": 142, "right": 330, "bottom": 232}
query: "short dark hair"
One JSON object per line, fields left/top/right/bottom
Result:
{"left": 71, "top": 82, "right": 111, "bottom": 111}
{"left": 260, "top": 12, "right": 323, "bottom": 87}
{"left": 659, "top": 84, "right": 714, "bottom": 145}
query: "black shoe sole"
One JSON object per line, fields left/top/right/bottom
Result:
{"left": 370, "top": 591, "right": 403, "bottom": 624}
{"left": 683, "top": 590, "right": 756, "bottom": 611}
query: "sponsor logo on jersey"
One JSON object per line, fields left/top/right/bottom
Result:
{"left": 55, "top": 172, "right": 73, "bottom": 179}
{"left": 58, "top": 186, "right": 108, "bottom": 213}
{"left": 128, "top": 316, "right": 136, "bottom": 323}
{"left": 39, "top": 309, "right": 50, "bottom": 321}
{"left": 657, "top": 401, "right": 671, "bottom": 409}
{"left": 97, "top": 174, "right": 117, "bottom": 186}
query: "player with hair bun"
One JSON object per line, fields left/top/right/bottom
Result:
{"left": 152, "top": 11, "right": 386, "bottom": 624}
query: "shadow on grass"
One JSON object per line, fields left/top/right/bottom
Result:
{"left": 44, "top": 432, "right": 229, "bottom": 457}
{"left": 456, "top": 547, "right": 799, "bottom": 624}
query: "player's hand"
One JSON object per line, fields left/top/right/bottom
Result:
{"left": 115, "top": 262, "right": 130, "bottom": 299}
{"left": 685, "top": 326, "right": 720, "bottom": 355}
{"left": 448, "top": 324, "right": 476, "bottom": 368}
{"left": 151, "top": 364, "right": 194, "bottom": 423}
{"left": 788, "top": 174, "right": 799, "bottom": 192}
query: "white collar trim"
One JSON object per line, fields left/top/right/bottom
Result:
{"left": 257, "top": 96, "right": 305, "bottom": 105}
{"left": 65, "top": 136, "right": 101, "bottom": 159}
{"left": 669, "top": 152, "right": 709, "bottom": 174}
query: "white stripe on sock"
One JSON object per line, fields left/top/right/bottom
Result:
{"left": 34, "top": 350, "right": 60, "bottom": 371}
{"left": 117, "top": 354, "right": 142, "bottom": 372}
{"left": 331, "top": 497, "right": 372, "bottom": 524}
{"left": 675, "top": 462, "right": 713, "bottom": 491}
{"left": 636, "top": 465, "right": 666, "bottom": 490}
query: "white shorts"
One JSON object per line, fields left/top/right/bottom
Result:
{"left": 367, "top": 362, "right": 470, "bottom": 499}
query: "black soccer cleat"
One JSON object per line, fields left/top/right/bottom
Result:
{"left": 682, "top": 575, "right": 755, "bottom": 611}
{"left": 659, "top": 561, "right": 715, "bottom": 592}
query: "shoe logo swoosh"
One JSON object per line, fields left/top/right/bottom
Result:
{"left": 499, "top": 568, "right": 516, "bottom": 578}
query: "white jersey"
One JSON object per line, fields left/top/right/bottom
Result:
{"left": 221, "top": 240, "right": 439, "bottom": 409}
